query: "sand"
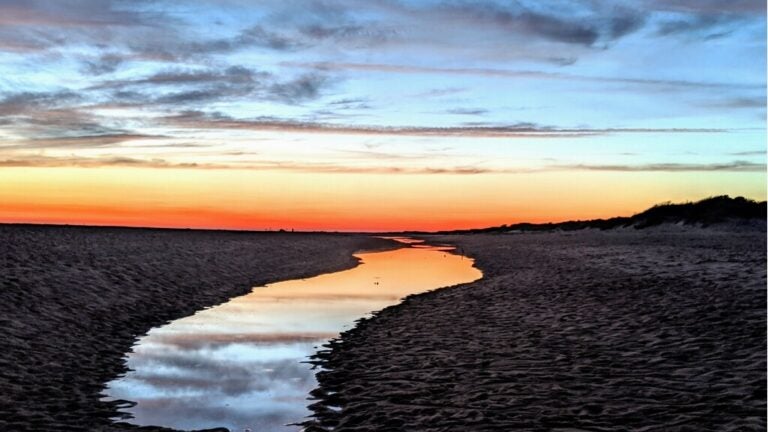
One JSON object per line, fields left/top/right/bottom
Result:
{"left": 0, "top": 225, "right": 394, "bottom": 432}
{"left": 3, "top": 224, "right": 765, "bottom": 431}
{"left": 303, "top": 227, "right": 766, "bottom": 431}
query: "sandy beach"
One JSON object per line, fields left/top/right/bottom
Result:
{"left": 2, "top": 224, "right": 765, "bottom": 431}
{"left": 304, "top": 227, "right": 766, "bottom": 431}
{"left": 0, "top": 225, "right": 393, "bottom": 432}
{"left": 1, "top": 0, "right": 764, "bottom": 429}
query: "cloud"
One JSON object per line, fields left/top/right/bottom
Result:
{"left": 555, "top": 161, "right": 766, "bottom": 172}
{"left": 284, "top": 61, "right": 763, "bottom": 90}
{"left": 161, "top": 111, "right": 598, "bottom": 137}
{"left": 607, "top": 11, "right": 647, "bottom": 39}
{"left": 0, "top": 91, "right": 136, "bottom": 141}
{"left": 445, "top": 108, "right": 489, "bottom": 116}
{"left": 298, "top": 23, "right": 398, "bottom": 45}
{"left": 0, "top": 153, "right": 487, "bottom": 173}
{"left": 439, "top": 4, "right": 603, "bottom": 45}
{"left": 0, "top": 36, "right": 49, "bottom": 53}
{"left": 0, "top": 0, "right": 761, "bottom": 176}
{"left": 162, "top": 111, "right": 729, "bottom": 138}
{"left": 5, "top": 153, "right": 762, "bottom": 175}
{"left": 327, "top": 98, "right": 372, "bottom": 110}
{"left": 268, "top": 73, "right": 331, "bottom": 104}
{"left": 704, "top": 97, "right": 766, "bottom": 109}
{"left": 0, "top": 0, "right": 158, "bottom": 28}
{"left": 728, "top": 150, "right": 765, "bottom": 156}
{"left": 0, "top": 90, "right": 82, "bottom": 116}
{"left": 153, "top": 89, "right": 230, "bottom": 105}
{"left": 91, "top": 66, "right": 267, "bottom": 89}
{"left": 644, "top": 0, "right": 766, "bottom": 14}
{"left": 130, "top": 142, "right": 212, "bottom": 149}
{"left": 0, "top": 154, "right": 210, "bottom": 169}
{"left": 0, "top": 4, "right": 305, "bottom": 59}
{"left": 134, "top": 25, "right": 307, "bottom": 61}
{"left": 222, "top": 161, "right": 508, "bottom": 175}
{"left": 656, "top": 15, "right": 740, "bottom": 39}
{"left": 392, "top": 1, "right": 646, "bottom": 47}
{"left": 413, "top": 87, "right": 467, "bottom": 98}
{"left": 85, "top": 67, "right": 331, "bottom": 106}
{"left": 1, "top": 133, "right": 166, "bottom": 150}
{"left": 222, "top": 24, "right": 306, "bottom": 51}
{"left": 515, "top": 11, "right": 601, "bottom": 45}
{"left": 646, "top": 0, "right": 764, "bottom": 40}
{"left": 80, "top": 53, "right": 125, "bottom": 75}
{"left": 153, "top": 331, "right": 338, "bottom": 350}
{"left": 337, "top": 149, "right": 442, "bottom": 161}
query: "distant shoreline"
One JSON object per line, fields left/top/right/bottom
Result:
{"left": 432, "top": 195, "right": 766, "bottom": 234}
{"left": 3, "top": 195, "right": 765, "bottom": 236}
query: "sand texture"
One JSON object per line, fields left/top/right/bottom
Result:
{"left": 304, "top": 228, "right": 766, "bottom": 431}
{"left": 0, "top": 225, "right": 393, "bottom": 432}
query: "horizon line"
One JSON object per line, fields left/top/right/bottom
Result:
{"left": 3, "top": 195, "right": 763, "bottom": 235}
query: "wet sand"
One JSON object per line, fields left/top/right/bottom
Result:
{"left": 304, "top": 227, "right": 766, "bottom": 431}
{"left": 0, "top": 225, "right": 394, "bottom": 432}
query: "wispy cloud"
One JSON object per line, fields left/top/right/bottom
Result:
{"left": 80, "top": 53, "right": 125, "bottom": 75}
{"left": 656, "top": 15, "right": 741, "bottom": 39}
{"left": 422, "top": 2, "right": 645, "bottom": 46}
{"left": 90, "top": 66, "right": 267, "bottom": 89}
{"left": 284, "top": 61, "right": 763, "bottom": 90}
{"left": 0, "top": 0, "right": 159, "bottom": 28}
{"left": 0, "top": 0, "right": 763, "bottom": 188}
{"left": 556, "top": 161, "right": 766, "bottom": 172}
{"left": 648, "top": 0, "right": 764, "bottom": 40}
{"left": 162, "top": 111, "right": 729, "bottom": 138}
{"left": 728, "top": 150, "right": 765, "bottom": 156}
{"left": 337, "top": 149, "right": 443, "bottom": 161}
{"left": 445, "top": 108, "right": 489, "bottom": 116}
{"left": 704, "top": 97, "right": 766, "bottom": 109}
{"left": 268, "top": 73, "right": 331, "bottom": 104}
{"left": 645, "top": 0, "right": 766, "bottom": 14}
{"left": 1, "top": 133, "right": 166, "bottom": 150}
{"left": 83, "top": 67, "right": 332, "bottom": 106}
{"left": 4, "top": 154, "right": 763, "bottom": 174}
{"left": 0, "top": 154, "right": 212, "bottom": 169}
{"left": 0, "top": 91, "right": 139, "bottom": 141}
{"left": 0, "top": 91, "right": 82, "bottom": 116}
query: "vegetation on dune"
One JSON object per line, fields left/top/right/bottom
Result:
{"left": 438, "top": 196, "right": 767, "bottom": 234}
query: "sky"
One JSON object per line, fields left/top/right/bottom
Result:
{"left": 0, "top": 0, "right": 765, "bottom": 231}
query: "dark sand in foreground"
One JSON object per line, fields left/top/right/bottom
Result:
{"left": 305, "top": 227, "right": 766, "bottom": 431}
{"left": 0, "top": 225, "right": 393, "bottom": 432}
{"left": 2, "top": 225, "right": 765, "bottom": 431}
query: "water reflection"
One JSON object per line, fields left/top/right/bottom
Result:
{"left": 104, "top": 238, "right": 482, "bottom": 431}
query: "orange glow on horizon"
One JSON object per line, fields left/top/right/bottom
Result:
{"left": 1, "top": 167, "right": 765, "bottom": 232}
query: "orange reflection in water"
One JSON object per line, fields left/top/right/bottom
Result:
{"left": 250, "top": 246, "right": 476, "bottom": 302}
{"left": 104, "top": 240, "right": 482, "bottom": 432}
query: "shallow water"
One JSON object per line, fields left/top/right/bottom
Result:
{"left": 104, "top": 238, "right": 481, "bottom": 431}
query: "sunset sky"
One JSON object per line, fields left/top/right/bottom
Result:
{"left": 0, "top": 0, "right": 765, "bottom": 231}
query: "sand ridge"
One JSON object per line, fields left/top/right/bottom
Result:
{"left": 303, "top": 228, "right": 766, "bottom": 431}
{"left": 0, "top": 225, "right": 394, "bottom": 432}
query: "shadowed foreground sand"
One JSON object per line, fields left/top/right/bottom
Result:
{"left": 0, "top": 225, "right": 393, "bottom": 432}
{"left": 304, "top": 228, "right": 766, "bottom": 431}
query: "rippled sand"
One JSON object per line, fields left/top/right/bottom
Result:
{"left": 304, "top": 227, "right": 766, "bottom": 431}
{"left": 0, "top": 225, "right": 393, "bottom": 432}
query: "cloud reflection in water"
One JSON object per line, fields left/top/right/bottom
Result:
{"left": 105, "top": 241, "right": 482, "bottom": 431}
